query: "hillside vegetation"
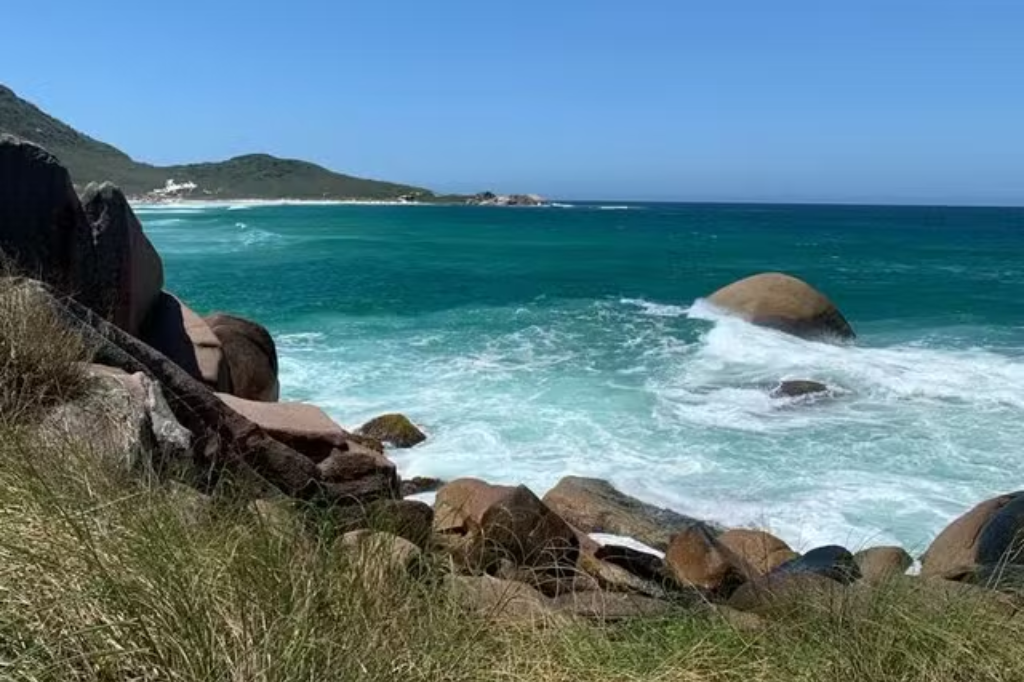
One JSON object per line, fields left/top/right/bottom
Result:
{"left": 0, "top": 84, "right": 430, "bottom": 200}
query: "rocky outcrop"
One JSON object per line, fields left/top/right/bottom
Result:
{"left": 401, "top": 476, "right": 446, "bottom": 497}
{"left": 140, "top": 292, "right": 230, "bottom": 392}
{"left": 205, "top": 313, "right": 279, "bottom": 402}
{"left": 770, "top": 380, "right": 830, "bottom": 399}
{"left": 854, "top": 546, "right": 913, "bottom": 584}
{"left": 357, "top": 413, "right": 427, "bottom": 448}
{"left": 542, "top": 476, "right": 700, "bottom": 552}
{"left": 40, "top": 363, "right": 191, "bottom": 475}
{"left": 770, "top": 545, "right": 860, "bottom": 584}
{"left": 718, "top": 529, "right": 797, "bottom": 576}
{"left": 921, "top": 492, "right": 1022, "bottom": 580}
{"left": 466, "top": 192, "right": 545, "bottom": 207}
{"left": 707, "top": 272, "right": 855, "bottom": 341}
{"left": 80, "top": 183, "right": 164, "bottom": 336}
{"left": 0, "top": 136, "right": 95, "bottom": 303}
{"left": 434, "top": 478, "right": 579, "bottom": 575}
{"left": 665, "top": 524, "right": 751, "bottom": 593}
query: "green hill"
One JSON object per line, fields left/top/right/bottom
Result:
{"left": 0, "top": 84, "right": 432, "bottom": 200}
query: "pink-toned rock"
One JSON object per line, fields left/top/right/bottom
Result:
{"left": 140, "top": 292, "right": 229, "bottom": 391}
{"left": 921, "top": 494, "right": 1019, "bottom": 579}
{"left": 707, "top": 272, "right": 854, "bottom": 341}
{"left": 665, "top": 524, "right": 752, "bottom": 593}
{"left": 205, "top": 313, "right": 279, "bottom": 402}
{"left": 217, "top": 393, "right": 399, "bottom": 501}
{"left": 718, "top": 529, "right": 797, "bottom": 577}
{"left": 433, "top": 478, "right": 579, "bottom": 574}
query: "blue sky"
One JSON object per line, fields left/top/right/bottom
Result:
{"left": 3, "top": 1, "right": 1023, "bottom": 204}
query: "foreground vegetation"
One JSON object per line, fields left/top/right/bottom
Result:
{"left": 1, "top": 281, "right": 1023, "bottom": 681}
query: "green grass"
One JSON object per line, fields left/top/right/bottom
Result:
{"left": 1, "top": 277, "right": 1023, "bottom": 681}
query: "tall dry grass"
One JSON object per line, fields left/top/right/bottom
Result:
{"left": 0, "top": 273, "right": 1022, "bottom": 681}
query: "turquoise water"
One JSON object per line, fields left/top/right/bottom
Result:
{"left": 136, "top": 201, "right": 1024, "bottom": 553}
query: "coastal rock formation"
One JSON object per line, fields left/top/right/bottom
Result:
{"left": 357, "top": 413, "right": 426, "bottom": 448}
{"left": 920, "top": 492, "right": 1022, "bottom": 579}
{"left": 434, "top": 478, "right": 579, "bottom": 575}
{"left": 80, "top": 182, "right": 164, "bottom": 336}
{"left": 542, "top": 476, "right": 700, "bottom": 552}
{"left": 727, "top": 573, "right": 849, "bottom": 616}
{"left": 665, "top": 524, "right": 751, "bottom": 593}
{"left": 718, "top": 529, "right": 798, "bottom": 576}
{"left": 401, "top": 476, "right": 446, "bottom": 497}
{"left": 140, "top": 292, "right": 230, "bottom": 391}
{"left": 769, "top": 545, "right": 860, "bottom": 584}
{"left": 770, "top": 380, "right": 830, "bottom": 399}
{"left": 40, "top": 363, "right": 191, "bottom": 475}
{"left": 205, "top": 313, "right": 279, "bottom": 402}
{"left": 854, "top": 546, "right": 913, "bottom": 584}
{"left": 0, "top": 135, "right": 94, "bottom": 300}
{"left": 707, "top": 272, "right": 855, "bottom": 341}
{"left": 466, "top": 192, "right": 545, "bottom": 207}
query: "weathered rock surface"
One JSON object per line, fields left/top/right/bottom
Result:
{"left": 770, "top": 545, "right": 860, "bottom": 584}
{"left": 401, "top": 476, "right": 446, "bottom": 497}
{"left": 446, "top": 575, "right": 557, "bottom": 623}
{"left": 542, "top": 476, "right": 699, "bottom": 551}
{"left": 770, "top": 544, "right": 860, "bottom": 581}
{"left": 707, "top": 272, "right": 855, "bottom": 341}
{"left": 770, "top": 380, "right": 830, "bottom": 399}
{"left": 665, "top": 524, "right": 751, "bottom": 593}
{"left": 80, "top": 182, "right": 164, "bottom": 336}
{"left": 921, "top": 492, "right": 1022, "bottom": 579}
{"left": 46, "top": 289, "right": 367, "bottom": 503}
{"left": 433, "top": 478, "right": 579, "bottom": 574}
{"left": 357, "top": 413, "right": 427, "bottom": 448}
{"left": 551, "top": 591, "right": 680, "bottom": 621}
{"left": 728, "top": 573, "right": 850, "bottom": 616}
{"left": 0, "top": 136, "right": 95, "bottom": 306}
{"left": 854, "top": 546, "right": 913, "bottom": 584}
{"left": 216, "top": 394, "right": 398, "bottom": 503}
{"left": 718, "top": 529, "right": 797, "bottom": 576}
{"left": 205, "top": 313, "right": 279, "bottom": 402}
{"left": 341, "top": 530, "right": 423, "bottom": 587}
{"left": 140, "top": 292, "right": 230, "bottom": 391}
{"left": 976, "top": 494, "right": 1024, "bottom": 567}
{"left": 40, "top": 363, "right": 190, "bottom": 475}
{"left": 217, "top": 393, "right": 352, "bottom": 462}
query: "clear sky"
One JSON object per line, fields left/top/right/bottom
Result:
{"left": 3, "top": 1, "right": 1023, "bottom": 204}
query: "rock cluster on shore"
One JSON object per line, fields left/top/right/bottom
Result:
{"left": 2, "top": 132, "right": 1023, "bottom": 626}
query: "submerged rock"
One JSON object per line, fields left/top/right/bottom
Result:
{"left": 770, "top": 380, "right": 830, "bottom": 399}
{"left": 542, "top": 476, "right": 700, "bottom": 552}
{"left": 357, "top": 413, "right": 426, "bottom": 448}
{"left": 707, "top": 272, "right": 855, "bottom": 341}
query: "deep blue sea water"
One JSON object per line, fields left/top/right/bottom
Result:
{"left": 135, "top": 201, "right": 1024, "bottom": 554}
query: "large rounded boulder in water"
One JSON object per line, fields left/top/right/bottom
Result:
{"left": 707, "top": 272, "right": 855, "bottom": 341}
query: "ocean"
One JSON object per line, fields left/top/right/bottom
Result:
{"left": 135, "top": 201, "right": 1024, "bottom": 555}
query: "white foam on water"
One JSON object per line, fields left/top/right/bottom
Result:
{"left": 276, "top": 297, "right": 1024, "bottom": 555}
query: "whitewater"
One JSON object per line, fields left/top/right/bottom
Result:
{"left": 135, "top": 201, "right": 1024, "bottom": 555}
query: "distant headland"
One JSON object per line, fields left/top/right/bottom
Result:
{"left": 0, "top": 84, "right": 544, "bottom": 206}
